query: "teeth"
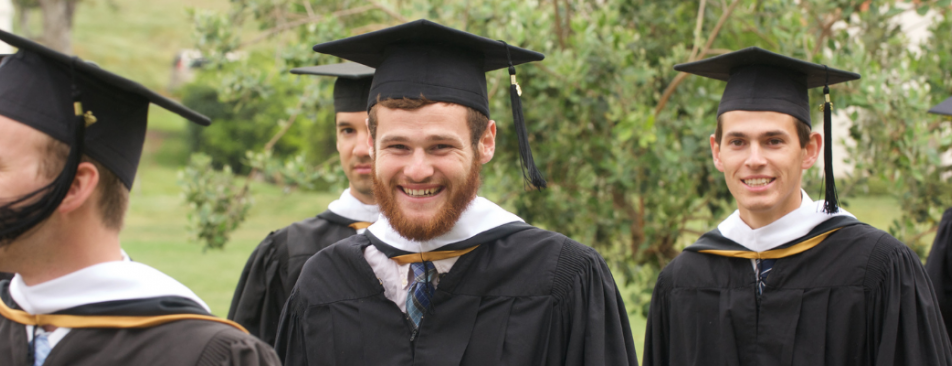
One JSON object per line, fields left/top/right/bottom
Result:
{"left": 744, "top": 178, "right": 772, "bottom": 186}
{"left": 405, "top": 188, "right": 439, "bottom": 197}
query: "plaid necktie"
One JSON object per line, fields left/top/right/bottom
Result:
{"left": 406, "top": 261, "right": 437, "bottom": 328}
{"left": 33, "top": 330, "right": 51, "bottom": 366}
{"left": 756, "top": 258, "right": 776, "bottom": 296}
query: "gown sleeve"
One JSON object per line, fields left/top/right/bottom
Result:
{"left": 926, "top": 208, "right": 952, "bottom": 342}
{"left": 196, "top": 327, "right": 282, "bottom": 366}
{"left": 867, "top": 233, "right": 952, "bottom": 365}
{"left": 558, "top": 240, "right": 639, "bottom": 366}
{"left": 273, "top": 291, "right": 309, "bottom": 366}
{"left": 228, "top": 230, "right": 287, "bottom": 345}
{"left": 642, "top": 269, "right": 669, "bottom": 366}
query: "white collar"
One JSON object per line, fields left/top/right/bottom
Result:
{"left": 367, "top": 196, "right": 524, "bottom": 253}
{"left": 327, "top": 188, "right": 380, "bottom": 223}
{"left": 717, "top": 190, "right": 855, "bottom": 253}
{"left": 9, "top": 257, "right": 209, "bottom": 315}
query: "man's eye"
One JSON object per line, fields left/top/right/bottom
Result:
{"left": 767, "top": 139, "right": 783, "bottom": 145}
{"left": 729, "top": 139, "right": 744, "bottom": 146}
{"left": 340, "top": 128, "right": 355, "bottom": 134}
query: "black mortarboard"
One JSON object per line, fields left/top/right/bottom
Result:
{"left": 290, "top": 62, "right": 374, "bottom": 113}
{"left": 312, "top": 19, "right": 548, "bottom": 189}
{"left": 675, "top": 47, "right": 861, "bottom": 213}
{"left": 930, "top": 97, "right": 952, "bottom": 116}
{"left": 0, "top": 30, "right": 210, "bottom": 243}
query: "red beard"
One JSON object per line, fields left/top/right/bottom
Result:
{"left": 373, "top": 157, "right": 481, "bottom": 242}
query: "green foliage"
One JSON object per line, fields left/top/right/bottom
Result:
{"left": 178, "top": 153, "right": 253, "bottom": 251}
{"left": 187, "top": 0, "right": 952, "bottom": 313}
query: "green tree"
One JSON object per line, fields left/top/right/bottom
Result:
{"left": 183, "top": 0, "right": 952, "bottom": 311}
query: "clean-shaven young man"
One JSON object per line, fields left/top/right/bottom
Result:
{"left": 644, "top": 47, "right": 952, "bottom": 366}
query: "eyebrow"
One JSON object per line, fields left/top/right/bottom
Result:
{"left": 378, "top": 134, "right": 464, "bottom": 145}
{"left": 725, "top": 130, "right": 789, "bottom": 138}
{"left": 336, "top": 120, "right": 356, "bottom": 127}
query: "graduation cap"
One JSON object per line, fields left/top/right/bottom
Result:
{"left": 675, "top": 47, "right": 861, "bottom": 214}
{"left": 929, "top": 97, "right": 952, "bottom": 116}
{"left": 0, "top": 29, "right": 211, "bottom": 243}
{"left": 312, "top": 19, "right": 548, "bottom": 189}
{"left": 290, "top": 62, "right": 375, "bottom": 113}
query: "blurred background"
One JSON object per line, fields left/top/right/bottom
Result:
{"left": 2, "top": 0, "right": 951, "bottom": 357}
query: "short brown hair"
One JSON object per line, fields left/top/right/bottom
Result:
{"left": 714, "top": 114, "right": 812, "bottom": 148}
{"left": 39, "top": 137, "right": 129, "bottom": 230}
{"left": 367, "top": 97, "right": 490, "bottom": 150}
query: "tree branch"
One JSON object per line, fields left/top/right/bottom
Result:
{"left": 238, "top": 5, "right": 377, "bottom": 48}
{"left": 653, "top": 0, "right": 740, "bottom": 117}
{"left": 367, "top": 0, "right": 408, "bottom": 23}
{"left": 689, "top": 0, "right": 707, "bottom": 61}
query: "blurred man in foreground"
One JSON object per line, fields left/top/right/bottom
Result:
{"left": 0, "top": 31, "right": 279, "bottom": 366}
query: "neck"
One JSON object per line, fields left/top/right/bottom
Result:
{"left": 737, "top": 188, "right": 803, "bottom": 230}
{"left": 6, "top": 213, "right": 123, "bottom": 286}
{"left": 348, "top": 184, "right": 376, "bottom": 206}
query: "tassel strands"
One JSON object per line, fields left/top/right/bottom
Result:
{"left": 821, "top": 65, "right": 838, "bottom": 214}
{"left": 499, "top": 41, "right": 547, "bottom": 190}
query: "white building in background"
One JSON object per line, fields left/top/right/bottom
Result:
{"left": 0, "top": 0, "right": 12, "bottom": 54}
{"left": 818, "top": 5, "right": 945, "bottom": 177}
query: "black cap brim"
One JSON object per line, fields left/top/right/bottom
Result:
{"left": 312, "top": 19, "right": 544, "bottom": 71}
{"left": 930, "top": 97, "right": 952, "bottom": 116}
{"left": 674, "top": 47, "right": 860, "bottom": 89}
{"left": 0, "top": 30, "right": 211, "bottom": 126}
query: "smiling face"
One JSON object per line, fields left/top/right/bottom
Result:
{"left": 711, "top": 110, "right": 821, "bottom": 228}
{"left": 370, "top": 101, "right": 495, "bottom": 241}
{"left": 336, "top": 111, "right": 374, "bottom": 204}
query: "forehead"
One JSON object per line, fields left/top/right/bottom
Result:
{"left": 719, "top": 110, "right": 800, "bottom": 134}
{"left": 0, "top": 113, "right": 49, "bottom": 155}
{"left": 336, "top": 111, "right": 368, "bottom": 125}
{"left": 375, "top": 102, "right": 470, "bottom": 140}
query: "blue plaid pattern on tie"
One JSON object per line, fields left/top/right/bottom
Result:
{"left": 756, "top": 258, "right": 776, "bottom": 296}
{"left": 406, "top": 261, "right": 437, "bottom": 328}
{"left": 33, "top": 330, "right": 51, "bottom": 366}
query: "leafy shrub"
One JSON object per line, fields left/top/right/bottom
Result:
{"left": 178, "top": 153, "right": 253, "bottom": 251}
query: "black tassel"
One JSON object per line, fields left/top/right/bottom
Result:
{"left": 822, "top": 66, "right": 838, "bottom": 214}
{"left": 500, "top": 41, "right": 546, "bottom": 190}
{"left": 0, "top": 58, "right": 87, "bottom": 243}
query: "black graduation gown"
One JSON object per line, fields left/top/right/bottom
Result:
{"left": 229, "top": 210, "right": 363, "bottom": 345}
{"left": 926, "top": 207, "right": 952, "bottom": 343}
{"left": 644, "top": 216, "right": 952, "bottom": 366}
{"left": 273, "top": 223, "right": 639, "bottom": 365}
{"left": 0, "top": 281, "right": 280, "bottom": 366}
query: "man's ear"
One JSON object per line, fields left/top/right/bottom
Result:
{"left": 477, "top": 120, "right": 496, "bottom": 164}
{"left": 710, "top": 134, "right": 725, "bottom": 172}
{"left": 801, "top": 131, "right": 823, "bottom": 169}
{"left": 57, "top": 161, "right": 99, "bottom": 215}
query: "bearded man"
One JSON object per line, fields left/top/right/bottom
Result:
{"left": 273, "top": 20, "right": 638, "bottom": 365}
{"left": 228, "top": 62, "right": 378, "bottom": 345}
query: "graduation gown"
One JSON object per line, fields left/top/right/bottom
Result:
{"left": 273, "top": 223, "right": 638, "bottom": 365}
{"left": 644, "top": 216, "right": 952, "bottom": 366}
{"left": 228, "top": 210, "right": 367, "bottom": 345}
{"left": 926, "top": 207, "right": 952, "bottom": 342}
{"left": 0, "top": 282, "right": 280, "bottom": 366}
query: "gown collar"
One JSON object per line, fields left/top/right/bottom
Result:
{"left": 717, "top": 190, "right": 855, "bottom": 253}
{"left": 327, "top": 188, "right": 380, "bottom": 223}
{"left": 366, "top": 196, "right": 524, "bottom": 253}
{"left": 8, "top": 254, "right": 209, "bottom": 315}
